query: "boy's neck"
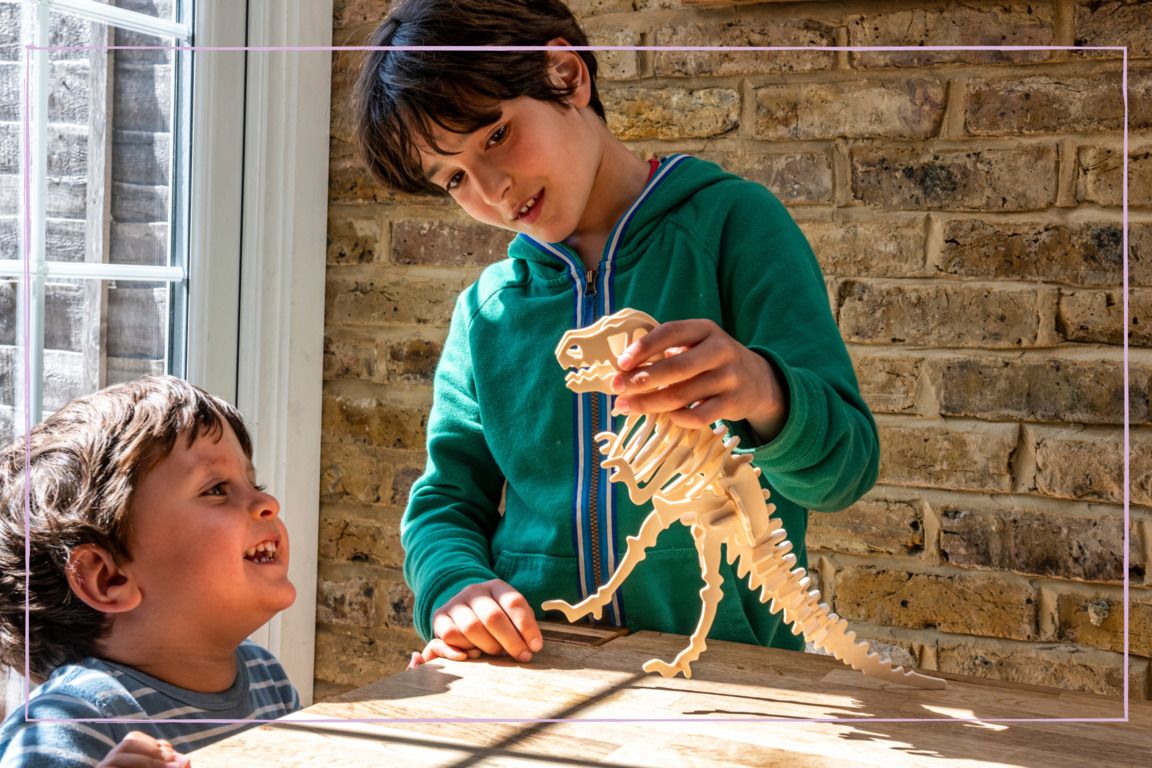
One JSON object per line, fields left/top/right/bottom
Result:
{"left": 102, "top": 647, "right": 240, "bottom": 693}
{"left": 97, "top": 625, "right": 246, "bottom": 693}
{"left": 563, "top": 129, "right": 651, "bottom": 271}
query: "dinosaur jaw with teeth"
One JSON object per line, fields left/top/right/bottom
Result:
{"left": 555, "top": 309, "right": 659, "bottom": 395}
{"left": 244, "top": 540, "right": 279, "bottom": 564}
{"left": 563, "top": 360, "right": 618, "bottom": 394}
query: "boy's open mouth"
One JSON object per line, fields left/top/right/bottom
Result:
{"left": 244, "top": 540, "right": 279, "bottom": 564}
{"left": 514, "top": 190, "right": 543, "bottom": 221}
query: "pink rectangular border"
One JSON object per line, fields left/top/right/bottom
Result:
{"left": 18, "top": 42, "right": 1132, "bottom": 728}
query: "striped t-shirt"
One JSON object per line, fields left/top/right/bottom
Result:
{"left": 0, "top": 641, "right": 299, "bottom": 767}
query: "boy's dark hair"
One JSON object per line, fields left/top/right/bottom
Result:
{"left": 354, "top": 0, "right": 605, "bottom": 194}
{"left": 0, "top": 375, "right": 253, "bottom": 683}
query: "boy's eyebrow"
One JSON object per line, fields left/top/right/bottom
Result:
{"left": 189, "top": 455, "right": 257, "bottom": 479}
{"left": 420, "top": 137, "right": 468, "bottom": 184}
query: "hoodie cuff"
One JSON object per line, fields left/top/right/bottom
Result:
{"left": 726, "top": 346, "right": 826, "bottom": 472}
{"left": 414, "top": 567, "right": 500, "bottom": 641}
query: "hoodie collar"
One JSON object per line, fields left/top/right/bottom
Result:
{"left": 509, "top": 154, "right": 696, "bottom": 268}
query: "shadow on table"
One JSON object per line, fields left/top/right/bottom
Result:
{"left": 300, "top": 634, "right": 1138, "bottom": 768}
{"left": 268, "top": 666, "right": 654, "bottom": 768}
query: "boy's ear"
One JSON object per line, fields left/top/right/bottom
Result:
{"left": 545, "top": 37, "right": 591, "bottom": 109}
{"left": 66, "top": 544, "right": 142, "bottom": 615}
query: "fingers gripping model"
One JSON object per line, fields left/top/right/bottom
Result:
{"left": 543, "top": 309, "right": 946, "bottom": 689}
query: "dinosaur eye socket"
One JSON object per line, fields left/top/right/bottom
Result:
{"left": 567, "top": 344, "right": 584, "bottom": 360}
{"left": 608, "top": 333, "right": 629, "bottom": 358}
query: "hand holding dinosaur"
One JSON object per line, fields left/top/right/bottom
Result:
{"left": 610, "top": 318, "right": 788, "bottom": 442}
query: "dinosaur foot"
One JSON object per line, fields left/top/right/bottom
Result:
{"left": 863, "top": 663, "right": 948, "bottom": 690}
{"left": 541, "top": 598, "right": 604, "bottom": 623}
{"left": 642, "top": 658, "right": 695, "bottom": 680}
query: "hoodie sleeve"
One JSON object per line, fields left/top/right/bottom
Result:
{"left": 715, "top": 182, "right": 879, "bottom": 512}
{"left": 401, "top": 291, "right": 505, "bottom": 640}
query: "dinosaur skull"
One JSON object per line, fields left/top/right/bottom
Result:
{"left": 554, "top": 308, "right": 658, "bottom": 394}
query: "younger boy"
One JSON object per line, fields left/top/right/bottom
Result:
{"left": 355, "top": 0, "right": 879, "bottom": 667}
{"left": 0, "top": 376, "right": 299, "bottom": 767}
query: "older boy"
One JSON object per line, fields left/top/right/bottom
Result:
{"left": 0, "top": 376, "right": 299, "bottom": 767}
{"left": 355, "top": 0, "right": 879, "bottom": 667}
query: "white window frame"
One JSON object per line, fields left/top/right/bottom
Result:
{"left": 191, "top": 0, "right": 329, "bottom": 705}
{"left": 186, "top": 0, "right": 243, "bottom": 397}
{"left": 229, "top": 0, "right": 330, "bottom": 706}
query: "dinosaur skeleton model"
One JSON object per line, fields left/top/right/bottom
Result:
{"left": 542, "top": 308, "right": 945, "bottom": 689}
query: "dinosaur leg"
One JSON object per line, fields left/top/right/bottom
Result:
{"left": 631, "top": 492, "right": 737, "bottom": 677}
{"left": 540, "top": 500, "right": 680, "bottom": 623}
{"left": 641, "top": 496, "right": 731, "bottom": 680}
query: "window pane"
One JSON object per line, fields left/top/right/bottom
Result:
{"left": 48, "top": 12, "right": 177, "bottom": 268}
{"left": 0, "top": 1, "right": 22, "bottom": 266}
{"left": 7, "top": 275, "right": 169, "bottom": 417}
{"left": 0, "top": 4, "right": 187, "bottom": 444}
{"left": 109, "top": 20, "right": 176, "bottom": 268}
{"left": 0, "top": 278, "right": 11, "bottom": 444}
{"left": 0, "top": 0, "right": 22, "bottom": 444}
{"left": 112, "top": 0, "right": 179, "bottom": 22}
{"left": 46, "top": 12, "right": 92, "bottom": 252}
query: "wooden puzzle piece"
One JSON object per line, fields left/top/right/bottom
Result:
{"left": 543, "top": 308, "right": 946, "bottom": 689}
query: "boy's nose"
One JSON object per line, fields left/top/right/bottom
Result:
{"left": 252, "top": 490, "right": 281, "bottom": 519}
{"left": 474, "top": 164, "right": 510, "bottom": 205}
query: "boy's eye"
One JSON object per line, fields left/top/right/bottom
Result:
{"left": 205, "top": 482, "right": 227, "bottom": 496}
{"left": 486, "top": 124, "right": 507, "bottom": 147}
{"left": 445, "top": 170, "right": 464, "bottom": 192}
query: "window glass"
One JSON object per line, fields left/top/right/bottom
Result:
{"left": 113, "top": 0, "right": 177, "bottom": 21}
{"left": 0, "top": 0, "right": 187, "bottom": 444}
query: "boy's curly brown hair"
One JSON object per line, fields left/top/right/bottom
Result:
{"left": 0, "top": 375, "right": 252, "bottom": 683}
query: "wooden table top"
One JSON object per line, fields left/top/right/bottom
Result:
{"left": 191, "top": 624, "right": 1151, "bottom": 767}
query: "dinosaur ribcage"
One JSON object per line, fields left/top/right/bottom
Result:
{"left": 596, "top": 411, "right": 742, "bottom": 507}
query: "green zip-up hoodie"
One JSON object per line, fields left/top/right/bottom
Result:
{"left": 402, "top": 155, "right": 879, "bottom": 650}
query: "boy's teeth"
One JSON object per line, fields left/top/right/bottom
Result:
{"left": 245, "top": 541, "right": 278, "bottom": 560}
{"left": 519, "top": 196, "right": 537, "bottom": 215}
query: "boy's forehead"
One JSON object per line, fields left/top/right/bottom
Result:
{"left": 421, "top": 122, "right": 471, "bottom": 152}
{"left": 169, "top": 425, "right": 251, "bottom": 471}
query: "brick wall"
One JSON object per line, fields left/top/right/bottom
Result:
{"left": 321, "top": 0, "right": 1151, "bottom": 701}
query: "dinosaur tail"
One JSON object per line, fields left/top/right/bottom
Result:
{"left": 731, "top": 520, "right": 947, "bottom": 690}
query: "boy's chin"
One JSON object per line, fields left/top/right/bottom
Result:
{"left": 257, "top": 581, "right": 298, "bottom": 619}
{"left": 273, "top": 581, "right": 298, "bottom": 611}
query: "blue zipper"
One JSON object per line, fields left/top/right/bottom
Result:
{"left": 528, "top": 154, "right": 688, "bottom": 626}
